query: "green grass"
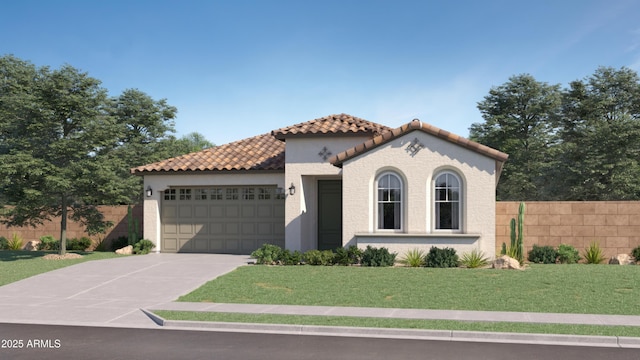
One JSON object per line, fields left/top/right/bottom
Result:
{"left": 0, "top": 250, "right": 122, "bottom": 286}
{"left": 153, "top": 310, "right": 640, "bottom": 338}
{"left": 178, "top": 264, "right": 640, "bottom": 315}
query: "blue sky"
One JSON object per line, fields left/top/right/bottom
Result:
{"left": 2, "top": 0, "right": 640, "bottom": 145}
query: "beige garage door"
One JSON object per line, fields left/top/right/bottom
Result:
{"left": 161, "top": 186, "right": 285, "bottom": 254}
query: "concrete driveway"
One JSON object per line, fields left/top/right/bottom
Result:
{"left": 0, "top": 253, "right": 249, "bottom": 328}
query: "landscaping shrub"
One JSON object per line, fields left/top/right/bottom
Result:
{"left": 527, "top": 245, "right": 557, "bottom": 264}
{"left": 583, "top": 242, "right": 606, "bottom": 264}
{"left": 632, "top": 246, "right": 640, "bottom": 262}
{"left": 425, "top": 247, "right": 458, "bottom": 268}
{"left": 333, "top": 246, "right": 362, "bottom": 265}
{"left": 280, "top": 249, "right": 303, "bottom": 265}
{"left": 38, "top": 235, "right": 59, "bottom": 251}
{"left": 7, "top": 234, "right": 23, "bottom": 250}
{"left": 93, "top": 237, "right": 109, "bottom": 252}
{"left": 250, "top": 244, "right": 283, "bottom": 265}
{"left": 67, "top": 237, "right": 92, "bottom": 251}
{"left": 110, "top": 236, "right": 129, "bottom": 252}
{"left": 133, "top": 239, "right": 155, "bottom": 254}
{"left": 360, "top": 246, "right": 396, "bottom": 267}
{"left": 303, "top": 249, "right": 335, "bottom": 266}
{"left": 399, "top": 248, "right": 425, "bottom": 267}
{"left": 459, "top": 249, "right": 489, "bottom": 268}
{"left": 557, "top": 244, "right": 580, "bottom": 264}
{"left": 0, "top": 236, "right": 8, "bottom": 250}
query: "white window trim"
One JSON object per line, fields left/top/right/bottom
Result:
{"left": 432, "top": 171, "right": 463, "bottom": 233}
{"left": 375, "top": 172, "right": 404, "bottom": 232}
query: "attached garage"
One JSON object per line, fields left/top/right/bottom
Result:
{"left": 161, "top": 186, "right": 285, "bottom": 254}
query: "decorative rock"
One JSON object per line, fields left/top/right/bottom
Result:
{"left": 609, "top": 254, "right": 634, "bottom": 265}
{"left": 492, "top": 255, "right": 523, "bottom": 270}
{"left": 115, "top": 245, "right": 133, "bottom": 255}
{"left": 24, "top": 240, "right": 41, "bottom": 251}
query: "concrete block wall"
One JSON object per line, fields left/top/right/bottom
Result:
{"left": 0, "top": 205, "right": 143, "bottom": 250}
{"left": 496, "top": 201, "right": 640, "bottom": 259}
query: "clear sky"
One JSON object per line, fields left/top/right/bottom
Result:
{"left": 2, "top": 0, "right": 639, "bottom": 145}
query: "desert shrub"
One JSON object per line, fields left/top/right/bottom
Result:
{"left": 360, "top": 246, "right": 396, "bottom": 267}
{"left": 631, "top": 246, "right": 640, "bottom": 262}
{"left": 7, "top": 234, "right": 23, "bottom": 250}
{"left": 280, "top": 249, "right": 303, "bottom": 265}
{"left": 583, "top": 242, "right": 606, "bottom": 264}
{"left": 303, "top": 249, "right": 335, "bottom": 266}
{"left": 333, "top": 246, "right": 362, "bottom": 265}
{"left": 67, "top": 237, "right": 92, "bottom": 251}
{"left": 0, "top": 236, "right": 8, "bottom": 250}
{"left": 133, "top": 239, "right": 155, "bottom": 254}
{"left": 557, "top": 244, "right": 580, "bottom": 264}
{"left": 93, "top": 237, "right": 109, "bottom": 252}
{"left": 424, "top": 247, "right": 458, "bottom": 268}
{"left": 38, "top": 235, "right": 60, "bottom": 251}
{"left": 110, "top": 236, "right": 129, "bottom": 252}
{"left": 250, "top": 244, "right": 283, "bottom": 265}
{"left": 527, "top": 245, "right": 558, "bottom": 264}
{"left": 399, "top": 248, "right": 425, "bottom": 267}
{"left": 459, "top": 249, "right": 489, "bottom": 268}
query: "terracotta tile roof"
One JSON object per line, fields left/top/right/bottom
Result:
{"left": 330, "top": 119, "right": 509, "bottom": 167}
{"left": 131, "top": 133, "right": 285, "bottom": 174}
{"left": 271, "top": 113, "right": 391, "bottom": 139}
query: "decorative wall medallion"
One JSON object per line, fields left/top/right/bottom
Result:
{"left": 318, "top": 146, "right": 332, "bottom": 161}
{"left": 406, "top": 138, "right": 424, "bottom": 157}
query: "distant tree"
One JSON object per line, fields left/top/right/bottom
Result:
{"left": 557, "top": 66, "right": 640, "bottom": 200}
{"left": 470, "top": 74, "right": 561, "bottom": 200}
{"left": 166, "top": 132, "right": 215, "bottom": 157}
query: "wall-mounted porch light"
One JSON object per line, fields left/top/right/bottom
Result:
{"left": 146, "top": 186, "right": 153, "bottom": 197}
{"left": 288, "top": 183, "right": 296, "bottom": 196}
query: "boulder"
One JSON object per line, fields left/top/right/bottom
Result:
{"left": 115, "top": 245, "right": 133, "bottom": 255}
{"left": 609, "top": 254, "right": 634, "bottom": 265}
{"left": 24, "top": 240, "right": 41, "bottom": 251}
{"left": 492, "top": 255, "right": 523, "bottom": 270}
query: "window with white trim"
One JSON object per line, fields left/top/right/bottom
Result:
{"left": 377, "top": 172, "right": 402, "bottom": 230}
{"left": 434, "top": 172, "right": 461, "bottom": 230}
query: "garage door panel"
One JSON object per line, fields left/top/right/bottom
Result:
{"left": 257, "top": 204, "right": 272, "bottom": 218}
{"left": 209, "top": 222, "right": 223, "bottom": 234}
{"left": 163, "top": 223, "right": 177, "bottom": 235}
{"left": 210, "top": 205, "right": 223, "bottom": 218}
{"left": 163, "top": 238, "right": 178, "bottom": 251}
{"left": 194, "top": 205, "right": 208, "bottom": 218}
{"left": 193, "top": 238, "right": 209, "bottom": 252}
{"left": 274, "top": 204, "right": 285, "bottom": 217}
{"left": 178, "top": 224, "right": 193, "bottom": 234}
{"left": 257, "top": 223, "right": 272, "bottom": 235}
{"left": 225, "top": 205, "right": 239, "bottom": 217}
{"left": 242, "top": 223, "right": 256, "bottom": 235}
{"left": 241, "top": 205, "right": 255, "bottom": 218}
{"left": 178, "top": 205, "right": 192, "bottom": 217}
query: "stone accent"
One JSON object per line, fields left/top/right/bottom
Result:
{"left": 492, "top": 255, "right": 523, "bottom": 270}
{"left": 24, "top": 240, "right": 41, "bottom": 251}
{"left": 115, "top": 245, "right": 133, "bottom": 255}
{"left": 608, "top": 254, "right": 634, "bottom": 265}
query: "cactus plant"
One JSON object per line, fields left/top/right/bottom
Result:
{"left": 503, "top": 202, "right": 525, "bottom": 264}
{"left": 127, "top": 205, "right": 140, "bottom": 246}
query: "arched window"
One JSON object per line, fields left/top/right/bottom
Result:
{"left": 434, "top": 171, "right": 461, "bottom": 230}
{"left": 377, "top": 172, "right": 402, "bottom": 230}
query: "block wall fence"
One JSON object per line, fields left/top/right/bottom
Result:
{"left": 1, "top": 202, "right": 639, "bottom": 257}
{"left": 0, "top": 205, "right": 143, "bottom": 250}
{"left": 496, "top": 201, "right": 640, "bottom": 258}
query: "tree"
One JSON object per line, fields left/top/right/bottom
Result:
{"left": 470, "top": 74, "right": 562, "bottom": 200}
{"left": 557, "top": 67, "right": 640, "bottom": 200}
{"left": 0, "top": 56, "right": 178, "bottom": 254}
{"left": 166, "top": 132, "right": 215, "bottom": 157}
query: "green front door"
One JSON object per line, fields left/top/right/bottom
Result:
{"left": 318, "top": 180, "right": 342, "bottom": 251}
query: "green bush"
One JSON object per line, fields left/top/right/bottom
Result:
{"left": 583, "top": 242, "right": 606, "bottom": 264}
{"left": 280, "top": 249, "right": 303, "bottom": 265}
{"left": 360, "top": 246, "right": 396, "bottom": 267}
{"left": 557, "top": 244, "right": 580, "bottom": 264}
{"left": 425, "top": 247, "right": 458, "bottom": 268}
{"left": 333, "top": 246, "right": 362, "bottom": 265}
{"left": 0, "top": 236, "right": 8, "bottom": 250}
{"left": 67, "top": 237, "right": 92, "bottom": 251}
{"left": 527, "top": 245, "right": 558, "bottom": 264}
{"left": 631, "top": 246, "right": 640, "bottom": 262}
{"left": 38, "top": 235, "right": 59, "bottom": 251}
{"left": 110, "top": 236, "right": 129, "bottom": 252}
{"left": 399, "top": 248, "right": 425, "bottom": 267}
{"left": 133, "top": 239, "right": 155, "bottom": 254}
{"left": 7, "top": 234, "right": 23, "bottom": 250}
{"left": 250, "top": 244, "right": 283, "bottom": 265}
{"left": 303, "top": 249, "right": 335, "bottom": 266}
{"left": 459, "top": 249, "right": 489, "bottom": 268}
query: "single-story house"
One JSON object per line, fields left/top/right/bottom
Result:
{"left": 132, "top": 114, "right": 508, "bottom": 258}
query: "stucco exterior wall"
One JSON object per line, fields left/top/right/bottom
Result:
{"left": 283, "top": 136, "right": 370, "bottom": 251}
{"left": 341, "top": 130, "right": 498, "bottom": 258}
{"left": 142, "top": 172, "right": 284, "bottom": 252}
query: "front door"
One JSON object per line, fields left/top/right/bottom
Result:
{"left": 317, "top": 180, "right": 342, "bottom": 250}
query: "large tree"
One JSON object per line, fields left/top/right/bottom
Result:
{"left": 0, "top": 56, "right": 177, "bottom": 253}
{"left": 557, "top": 66, "right": 640, "bottom": 200}
{"left": 470, "top": 74, "right": 562, "bottom": 200}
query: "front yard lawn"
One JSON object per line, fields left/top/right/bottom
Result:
{"left": 178, "top": 264, "right": 640, "bottom": 315}
{"left": 0, "top": 251, "right": 122, "bottom": 286}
